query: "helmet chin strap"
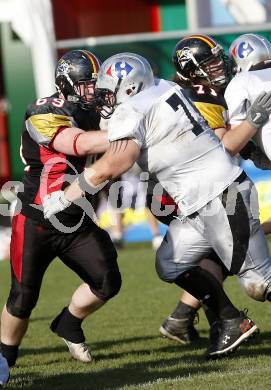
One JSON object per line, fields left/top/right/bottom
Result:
{"left": 136, "top": 81, "right": 144, "bottom": 94}
{"left": 113, "top": 78, "right": 123, "bottom": 102}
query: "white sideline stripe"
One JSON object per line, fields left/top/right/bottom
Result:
{"left": 107, "top": 366, "right": 271, "bottom": 389}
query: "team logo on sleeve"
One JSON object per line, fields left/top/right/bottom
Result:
{"left": 232, "top": 42, "right": 254, "bottom": 59}
{"left": 106, "top": 61, "right": 133, "bottom": 79}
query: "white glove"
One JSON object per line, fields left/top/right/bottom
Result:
{"left": 42, "top": 190, "right": 71, "bottom": 219}
{"left": 246, "top": 91, "right": 271, "bottom": 129}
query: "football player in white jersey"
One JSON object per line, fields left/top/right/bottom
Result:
{"left": 225, "top": 33, "right": 271, "bottom": 163}
{"left": 225, "top": 33, "right": 271, "bottom": 234}
{"left": 42, "top": 52, "right": 271, "bottom": 359}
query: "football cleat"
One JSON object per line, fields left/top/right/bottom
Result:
{"left": 159, "top": 313, "right": 200, "bottom": 344}
{"left": 50, "top": 309, "right": 91, "bottom": 363}
{"left": 206, "top": 310, "right": 258, "bottom": 359}
{"left": 61, "top": 338, "right": 92, "bottom": 363}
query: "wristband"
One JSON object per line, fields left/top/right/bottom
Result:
{"left": 77, "top": 172, "right": 98, "bottom": 194}
{"left": 59, "top": 192, "right": 71, "bottom": 208}
{"left": 73, "top": 133, "right": 83, "bottom": 156}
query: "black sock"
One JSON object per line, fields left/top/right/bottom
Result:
{"left": 50, "top": 307, "right": 85, "bottom": 343}
{"left": 171, "top": 301, "right": 197, "bottom": 319}
{"left": 174, "top": 267, "right": 240, "bottom": 320}
{"left": 0, "top": 343, "right": 18, "bottom": 367}
{"left": 202, "top": 305, "right": 219, "bottom": 327}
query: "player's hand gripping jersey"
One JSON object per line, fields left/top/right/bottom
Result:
{"left": 108, "top": 79, "right": 242, "bottom": 216}
{"left": 18, "top": 93, "right": 100, "bottom": 228}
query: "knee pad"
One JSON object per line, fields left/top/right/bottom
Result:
{"left": 91, "top": 268, "right": 122, "bottom": 301}
{"left": 239, "top": 276, "right": 268, "bottom": 302}
{"left": 156, "top": 256, "right": 171, "bottom": 282}
{"left": 6, "top": 284, "right": 39, "bottom": 318}
{"left": 156, "top": 245, "right": 182, "bottom": 283}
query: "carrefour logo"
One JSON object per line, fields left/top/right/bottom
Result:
{"left": 106, "top": 61, "right": 133, "bottom": 79}
{"left": 237, "top": 42, "right": 254, "bottom": 59}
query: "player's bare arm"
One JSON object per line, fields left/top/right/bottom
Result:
{"left": 65, "top": 138, "right": 139, "bottom": 201}
{"left": 42, "top": 138, "right": 140, "bottom": 218}
{"left": 215, "top": 121, "right": 257, "bottom": 155}
{"left": 215, "top": 91, "right": 271, "bottom": 155}
{"left": 52, "top": 127, "right": 109, "bottom": 156}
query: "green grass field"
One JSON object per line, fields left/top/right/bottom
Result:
{"left": 1, "top": 242, "right": 271, "bottom": 390}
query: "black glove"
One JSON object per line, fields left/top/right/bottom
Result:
{"left": 239, "top": 140, "right": 257, "bottom": 160}
{"left": 240, "top": 141, "right": 271, "bottom": 170}
{"left": 250, "top": 147, "right": 271, "bottom": 170}
{"left": 246, "top": 91, "right": 271, "bottom": 129}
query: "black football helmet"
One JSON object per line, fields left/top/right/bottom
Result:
{"left": 55, "top": 49, "right": 101, "bottom": 109}
{"left": 172, "top": 34, "right": 230, "bottom": 87}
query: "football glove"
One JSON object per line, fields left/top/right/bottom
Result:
{"left": 240, "top": 140, "right": 271, "bottom": 169}
{"left": 239, "top": 140, "right": 257, "bottom": 159}
{"left": 246, "top": 91, "right": 271, "bottom": 129}
{"left": 43, "top": 190, "right": 71, "bottom": 219}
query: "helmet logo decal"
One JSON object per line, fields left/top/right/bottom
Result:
{"left": 236, "top": 42, "right": 254, "bottom": 59}
{"left": 106, "top": 61, "right": 133, "bottom": 79}
{"left": 176, "top": 48, "right": 193, "bottom": 69}
{"left": 57, "top": 60, "right": 74, "bottom": 76}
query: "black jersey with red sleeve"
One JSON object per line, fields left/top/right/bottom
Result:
{"left": 18, "top": 94, "right": 100, "bottom": 229}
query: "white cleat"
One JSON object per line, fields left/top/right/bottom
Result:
{"left": 62, "top": 338, "right": 92, "bottom": 363}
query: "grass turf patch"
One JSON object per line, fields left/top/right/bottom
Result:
{"left": 0, "top": 241, "right": 271, "bottom": 389}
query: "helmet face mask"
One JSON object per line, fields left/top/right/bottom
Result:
{"left": 229, "top": 34, "right": 271, "bottom": 73}
{"left": 201, "top": 54, "right": 229, "bottom": 85}
{"left": 95, "top": 52, "right": 154, "bottom": 119}
{"left": 55, "top": 50, "right": 100, "bottom": 110}
{"left": 95, "top": 89, "right": 117, "bottom": 119}
{"left": 74, "top": 80, "right": 96, "bottom": 105}
{"left": 173, "top": 35, "right": 230, "bottom": 87}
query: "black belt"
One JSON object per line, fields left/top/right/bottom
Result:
{"left": 188, "top": 170, "right": 248, "bottom": 219}
{"left": 235, "top": 170, "right": 247, "bottom": 184}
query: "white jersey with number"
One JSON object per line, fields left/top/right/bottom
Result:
{"left": 224, "top": 68, "right": 271, "bottom": 161}
{"left": 107, "top": 79, "right": 242, "bottom": 216}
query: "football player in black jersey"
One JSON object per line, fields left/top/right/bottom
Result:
{"left": 157, "top": 34, "right": 233, "bottom": 345}
{"left": 0, "top": 50, "right": 121, "bottom": 367}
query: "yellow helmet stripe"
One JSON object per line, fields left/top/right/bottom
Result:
{"left": 186, "top": 35, "right": 216, "bottom": 48}
{"left": 82, "top": 50, "right": 100, "bottom": 73}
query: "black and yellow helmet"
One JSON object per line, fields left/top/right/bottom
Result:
{"left": 172, "top": 34, "right": 230, "bottom": 87}
{"left": 55, "top": 49, "right": 101, "bottom": 109}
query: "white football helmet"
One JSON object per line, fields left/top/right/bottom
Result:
{"left": 95, "top": 52, "right": 154, "bottom": 118}
{"left": 229, "top": 33, "right": 271, "bottom": 72}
